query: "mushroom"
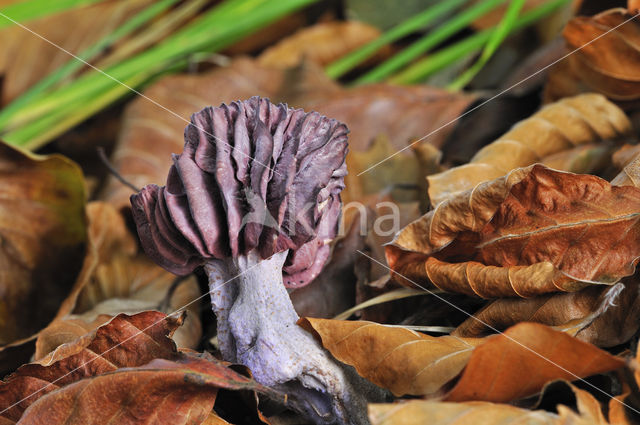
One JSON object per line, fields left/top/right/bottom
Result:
{"left": 130, "top": 97, "right": 370, "bottom": 424}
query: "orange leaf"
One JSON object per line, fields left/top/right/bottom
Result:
{"left": 445, "top": 322, "right": 624, "bottom": 402}
{"left": 427, "top": 94, "right": 630, "bottom": 205}
{"left": 387, "top": 164, "right": 640, "bottom": 298}
{"left": 299, "top": 317, "right": 482, "bottom": 397}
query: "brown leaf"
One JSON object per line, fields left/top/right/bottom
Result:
{"left": 541, "top": 143, "right": 613, "bottom": 175}
{"left": 35, "top": 202, "right": 202, "bottom": 359}
{"left": 453, "top": 280, "right": 640, "bottom": 347}
{"left": 0, "top": 311, "right": 181, "bottom": 421}
{"left": 445, "top": 322, "right": 624, "bottom": 403}
{"left": 547, "top": 9, "right": 640, "bottom": 102}
{"left": 369, "top": 398, "right": 600, "bottom": 425}
{"left": 15, "top": 357, "right": 268, "bottom": 425}
{"left": 300, "top": 84, "right": 475, "bottom": 153}
{"left": 427, "top": 94, "right": 631, "bottom": 206}
{"left": 0, "top": 142, "right": 86, "bottom": 346}
{"left": 387, "top": 164, "right": 640, "bottom": 298}
{"left": 0, "top": 0, "right": 153, "bottom": 104}
{"left": 257, "top": 20, "right": 383, "bottom": 69}
{"left": 299, "top": 317, "right": 483, "bottom": 396}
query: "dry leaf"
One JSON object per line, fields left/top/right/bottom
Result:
{"left": 300, "top": 84, "right": 475, "bottom": 152}
{"left": 369, "top": 399, "right": 599, "bottom": 425}
{"left": 15, "top": 357, "right": 266, "bottom": 425}
{"left": 0, "top": 311, "right": 181, "bottom": 421}
{"left": 445, "top": 322, "right": 624, "bottom": 403}
{"left": 0, "top": 0, "right": 153, "bottom": 104}
{"left": 0, "top": 142, "right": 86, "bottom": 345}
{"left": 35, "top": 202, "right": 202, "bottom": 359}
{"left": 547, "top": 9, "right": 640, "bottom": 102}
{"left": 299, "top": 317, "right": 483, "bottom": 396}
{"left": 387, "top": 164, "right": 640, "bottom": 298}
{"left": 258, "top": 20, "right": 383, "bottom": 68}
{"left": 541, "top": 143, "right": 613, "bottom": 175}
{"left": 427, "top": 94, "right": 631, "bottom": 206}
{"left": 454, "top": 280, "right": 640, "bottom": 348}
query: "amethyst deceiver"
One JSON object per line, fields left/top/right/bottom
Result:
{"left": 131, "top": 97, "right": 370, "bottom": 424}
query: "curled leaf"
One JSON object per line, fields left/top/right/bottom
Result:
{"left": 427, "top": 94, "right": 631, "bottom": 206}
{"left": 454, "top": 279, "right": 640, "bottom": 347}
{"left": 547, "top": 9, "right": 640, "bottom": 102}
{"left": 387, "top": 164, "right": 640, "bottom": 298}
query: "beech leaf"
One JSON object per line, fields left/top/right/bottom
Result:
{"left": 427, "top": 93, "right": 631, "bottom": 206}
{"left": 257, "top": 20, "right": 384, "bottom": 69}
{"left": 35, "top": 202, "right": 202, "bottom": 359}
{"left": 299, "top": 317, "right": 482, "bottom": 396}
{"left": 445, "top": 322, "right": 624, "bottom": 403}
{"left": 387, "top": 164, "right": 640, "bottom": 298}
{"left": 547, "top": 9, "right": 640, "bottom": 102}
{"left": 0, "top": 142, "right": 86, "bottom": 347}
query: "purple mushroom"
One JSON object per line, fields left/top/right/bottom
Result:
{"left": 130, "top": 97, "right": 370, "bottom": 424}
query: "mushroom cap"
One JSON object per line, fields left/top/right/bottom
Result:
{"left": 131, "top": 97, "right": 348, "bottom": 287}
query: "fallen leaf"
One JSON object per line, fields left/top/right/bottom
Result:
{"left": 369, "top": 398, "right": 600, "bottom": 425}
{"left": 427, "top": 93, "right": 631, "bottom": 206}
{"left": 547, "top": 9, "right": 640, "bottom": 102}
{"left": 35, "top": 202, "right": 202, "bottom": 359}
{"left": 0, "top": 311, "right": 181, "bottom": 421}
{"left": 453, "top": 280, "right": 640, "bottom": 347}
{"left": 0, "top": 0, "right": 153, "bottom": 104}
{"left": 15, "top": 357, "right": 268, "bottom": 425}
{"left": 445, "top": 322, "right": 624, "bottom": 403}
{"left": 541, "top": 143, "right": 613, "bottom": 175}
{"left": 257, "top": 20, "right": 384, "bottom": 68}
{"left": 299, "top": 317, "right": 483, "bottom": 396}
{"left": 369, "top": 400, "right": 595, "bottom": 425}
{"left": 0, "top": 142, "right": 86, "bottom": 346}
{"left": 300, "top": 84, "right": 475, "bottom": 152}
{"left": 387, "top": 164, "right": 640, "bottom": 298}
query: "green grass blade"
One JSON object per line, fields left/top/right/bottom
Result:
{"left": 0, "top": 0, "right": 180, "bottom": 129}
{"left": 352, "top": 0, "right": 507, "bottom": 85}
{"left": 448, "top": 0, "right": 525, "bottom": 90}
{"left": 0, "top": 0, "right": 106, "bottom": 29}
{"left": 325, "top": 0, "right": 469, "bottom": 79}
{"left": 389, "top": 0, "right": 572, "bottom": 85}
{"left": 3, "top": 0, "right": 319, "bottom": 148}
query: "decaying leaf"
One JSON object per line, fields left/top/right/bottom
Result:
{"left": 0, "top": 142, "right": 86, "bottom": 346}
{"left": 300, "top": 84, "right": 475, "bottom": 152}
{"left": 0, "top": 311, "right": 181, "bottom": 421}
{"left": 387, "top": 164, "right": 640, "bottom": 298}
{"left": 299, "top": 317, "right": 483, "bottom": 396}
{"left": 300, "top": 318, "right": 622, "bottom": 401}
{"left": 546, "top": 9, "right": 640, "bottom": 102}
{"left": 0, "top": 0, "right": 153, "bottom": 104}
{"left": 427, "top": 93, "right": 631, "bottom": 206}
{"left": 541, "top": 143, "right": 613, "bottom": 175}
{"left": 369, "top": 398, "right": 600, "bottom": 425}
{"left": 257, "top": 20, "right": 384, "bottom": 68}
{"left": 454, "top": 280, "right": 640, "bottom": 348}
{"left": 0, "top": 311, "right": 276, "bottom": 425}
{"left": 35, "top": 202, "right": 202, "bottom": 359}
{"left": 15, "top": 357, "right": 271, "bottom": 425}
{"left": 445, "top": 322, "right": 624, "bottom": 403}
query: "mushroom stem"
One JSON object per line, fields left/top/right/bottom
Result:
{"left": 204, "top": 251, "right": 369, "bottom": 425}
